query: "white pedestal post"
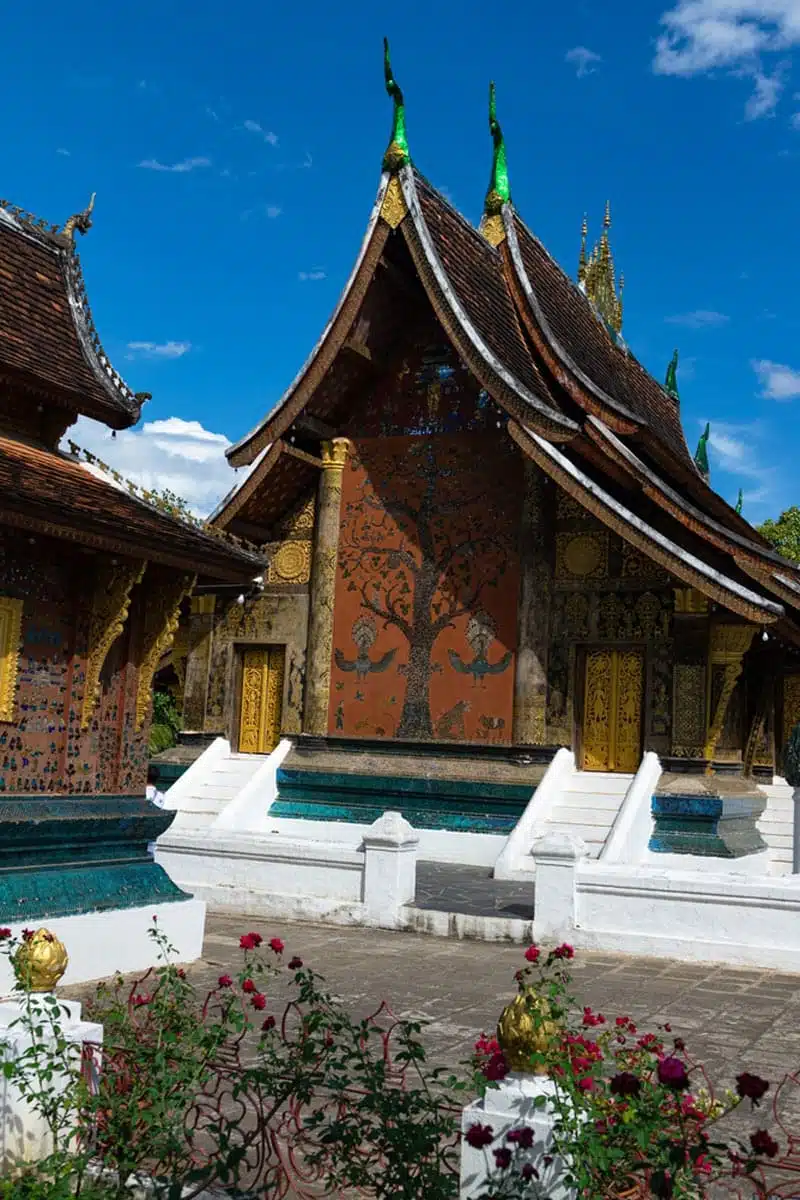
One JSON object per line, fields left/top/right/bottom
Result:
{"left": 362, "top": 811, "right": 419, "bottom": 928}
{"left": 460, "top": 1073, "right": 574, "bottom": 1200}
{"left": 531, "top": 832, "right": 586, "bottom": 940}
{"left": 0, "top": 996, "right": 103, "bottom": 1171}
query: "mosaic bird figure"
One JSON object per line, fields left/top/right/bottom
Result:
{"left": 447, "top": 611, "right": 512, "bottom": 686}
{"left": 335, "top": 615, "right": 397, "bottom": 680}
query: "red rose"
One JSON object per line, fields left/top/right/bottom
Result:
{"left": 251, "top": 993, "right": 266, "bottom": 1010}
{"left": 132, "top": 993, "right": 151, "bottom": 1008}
{"left": 288, "top": 956, "right": 303, "bottom": 970}
{"left": 736, "top": 1072, "right": 770, "bottom": 1104}
{"left": 239, "top": 934, "right": 257, "bottom": 951}
{"left": 21, "top": 929, "right": 33, "bottom": 942}
{"left": 609, "top": 1072, "right": 641, "bottom": 1097}
{"left": 615, "top": 1016, "right": 629, "bottom": 1027}
{"left": 269, "top": 937, "right": 285, "bottom": 954}
{"left": 553, "top": 942, "right": 575, "bottom": 960}
{"left": 657, "top": 1056, "right": 689, "bottom": 1090}
{"left": 465, "top": 1123, "right": 494, "bottom": 1149}
{"left": 494, "top": 1148, "right": 512, "bottom": 1169}
{"left": 0, "top": 928, "right": 11, "bottom": 940}
{"left": 261, "top": 1015, "right": 276, "bottom": 1032}
{"left": 750, "top": 1129, "right": 779, "bottom": 1159}
{"left": 521, "top": 1164, "right": 538, "bottom": 1182}
{"left": 483, "top": 1052, "right": 509, "bottom": 1082}
{"left": 242, "top": 978, "right": 256, "bottom": 993}
{"left": 507, "top": 1127, "right": 534, "bottom": 1149}
{"left": 218, "top": 975, "right": 233, "bottom": 989}
{"left": 577, "top": 1076, "right": 594, "bottom": 1091}
{"left": 524, "top": 945, "right": 540, "bottom": 964}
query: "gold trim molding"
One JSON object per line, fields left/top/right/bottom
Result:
{"left": 81, "top": 561, "right": 146, "bottom": 729}
{"left": 320, "top": 438, "right": 352, "bottom": 472}
{"left": 379, "top": 176, "right": 407, "bottom": 230}
{"left": 136, "top": 573, "right": 197, "bottom": 729}
{"left": 0, "top": 596, "right": 23, "bottom": 722}
{"left": 673, "top": 587, "right": 708, "bottom": 615}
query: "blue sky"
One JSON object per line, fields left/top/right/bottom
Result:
{"left": 4, "top": 0, "right": 800, "bottom": 519}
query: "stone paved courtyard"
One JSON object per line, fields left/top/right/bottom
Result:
{"left": 74, "top": 909, "right": 800, "bottom": 1096}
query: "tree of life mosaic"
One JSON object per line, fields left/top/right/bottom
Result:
{"left": 329, "top": 433, "right": 521, "bottom": 743}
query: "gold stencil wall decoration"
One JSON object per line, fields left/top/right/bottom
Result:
{"left": 135, "top": 573, "right": 197, "bottom": 729}
{"left": 81, "top": 560, "right": 146, "bottom": 729}
{"left": 703, "top": 623, "right": 756, "bottom": 764}
{"left": 238, "top": 646, "right": 285, "bottom": 754}
{"left": 556, "top": 490, "right": 585, "bottom": 520}
{"left": 783, "top": 675, "right": 800, "bottom": 747}
{"left": 380, "top": 175, "right": 408, "bottom": 229}
{"left": 267, "top": 541, "right": 312, "bottom": 585}
{"left": 673, "top": 587, "right": 709, "bottom": 615}
{"left": 672, "top": 662, "right": 706, "bottom": 758}
{"left": 0, "top": 595, "right": 23, "bottom": 722}
{"left": 555, "top": 532, "right": 608, "bottom": 582}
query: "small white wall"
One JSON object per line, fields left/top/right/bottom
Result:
{"left": 263, "top": 815, "right": 505, "bottom": 867}
{"left": 212, "top": 738, "right": 292, "bottom": 833}
{"left": 0, "top": 899, "right": 206, "bottom": 992}
{"left": 601, "top": 751, "right": 661, "bottom": 864}
{"left": 493, "top": 748, "right": 575, "bottom": 880}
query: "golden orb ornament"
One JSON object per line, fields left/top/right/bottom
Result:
{"left": 497, "top": 987, "right": 561, "bottom": 1075}
{"left": 14, "top": 929, "right": 68, "bottom": 992}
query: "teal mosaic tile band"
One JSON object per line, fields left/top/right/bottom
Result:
{"left": 649, "top": 794, "right": 766, "bottom": 857}
{"left": 0, "top": 793, "right": 189, "bottom": 920}
{"left": 272, "top": 768, "right": 530, "bottom": 833}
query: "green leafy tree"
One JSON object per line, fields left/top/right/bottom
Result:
{"left": 758, "top": 505, "right": 800, "bottom": 563}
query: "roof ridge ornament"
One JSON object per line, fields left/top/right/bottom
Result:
{"left": 578, "top": 201, "right": 624, "bottom": 337}
{"left": 382, "top": 39, "right": 410, "bottom": 172}
{"left": 62, "top": 192, "right": 95, "bottom": 241}
{"left": 736, "top": 488, "right": 743, "bottom": 515}
{"left": 695, "top": 422, "right": 711, "bottom": 481}
{"left": 480, "top": 82, "right": 510, "bottom": 248}
{"left": 665, "top": 348, "right": 679, "bottom": 400}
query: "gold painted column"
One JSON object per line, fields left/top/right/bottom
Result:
{"left": 182, "top": 595, "right": 216, "bottom": 732}
{"left": 512, "top": 462, "right": 552, "bottom": 745}
{"left": 303, "top": 438, "right": 351, "bottom": 735}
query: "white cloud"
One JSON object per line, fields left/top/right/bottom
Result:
{"left": 126, "top": 340, "right": 192, "bottom": 360}
{"left": 298, "top": 270, "right": 326, "bottom": 281}
{"left": 138, "top": 156, "right": 211, "bottom": 173}
{"left": 753, "top": 357, "right": 800, "bottom": 398}
{"left": 241, "top": 204, "right": 282, "bottom": 221}
{"left": 701, "top": 419, "right": 778, "bottom": 512}
{"left": 56, "top": 147, "right": 70, "bottom": 157}
{"left": 565, "top": 46, "right": 602, "bottom": 77}
{"left": 243, "top": 119, "right": 278, "bottom": 146}
{"left": 665, "top": 309, "right": 729, "bottom": 328}
{"left": 266, "top": 205, "right": 281, "bottom": 218}
{"left": 653, "top": 1, "right": 800, "bottom": 117}
{"left": 62, "top": 415, "right": 239, "bottom": 519}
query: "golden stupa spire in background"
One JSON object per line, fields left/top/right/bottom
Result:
{"left": 578, "top": 202, "right": 624, "bottom": 336}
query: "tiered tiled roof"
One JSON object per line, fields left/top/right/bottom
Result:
{"left": 0, "top": 200, "right": 142, "bottom": 428}
{"left": 215, "top": 62, "right": 800, "bottom": 634}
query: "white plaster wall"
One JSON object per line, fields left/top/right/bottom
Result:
{"left": 0, "top": 900, "right": 206, "bottom": 992}
{"left": 261, "top": 815, "right": 505, "bottom": 867}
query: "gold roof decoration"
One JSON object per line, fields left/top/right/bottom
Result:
{"left": 496, "top": 986, "right": 562, "bottom": 1074}
{"left": 578, "top": 201, "right": 624, "bottom": 337}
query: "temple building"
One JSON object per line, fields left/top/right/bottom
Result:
{"left": 169, "top": 52, "right": 800, "bottom": 839}
{"left": 0, "top": 192, "right": 263, "bottom": 977}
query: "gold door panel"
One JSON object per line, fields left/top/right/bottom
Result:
{"left": 238, "top": 646, "right": 285, "bottom": 754}
{"left": 582, "top": 648, "right": 643, "bottom": 773}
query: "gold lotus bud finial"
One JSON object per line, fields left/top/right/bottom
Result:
{"left": 14, "top": 929, "right": 69, "bottom": 993}
{"left": 496, "top": 986, "right": 561, "bottom": 1075}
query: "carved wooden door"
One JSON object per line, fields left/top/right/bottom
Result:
{"left": 238, "top": 646, "right": 285, "bottom": 754}
{"left": 582, "top": 647, "right": 643, "bottom": 773}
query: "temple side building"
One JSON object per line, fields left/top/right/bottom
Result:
{"left": 0, "top": 193, "right": 264, "bottom": 980}
{"left": 168, "top": 55, "right": 800, "bottom": 843}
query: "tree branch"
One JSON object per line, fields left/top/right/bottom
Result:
{"left": 359, "top": 583, "right": 412, "bottom": 640}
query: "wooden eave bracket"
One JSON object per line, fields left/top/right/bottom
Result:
{"left": 81, "top": 558, "right": 146, "bottom": 729}
{"left": 135, "top": 571, "right": 197, "bottom": 729}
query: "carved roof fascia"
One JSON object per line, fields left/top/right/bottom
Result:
{"left": 227, "top": 176, "right": 393, "bottom": 468}
{"left": 397, "top": 167, "right": 578, "bottom": 441}
{"left": 61, "top": 243, "right": 142, "bottom": 427}
{"left": 735, "top": 560, "right": 800, "bottom": 613}
{"left": 502, "top": 206, "right": 642, "bottom": 433}
{"left": 586, "top": 416, "right": 799, "bottom": 576}
{"left": 212, "top": 440, "right": 286, "bottom": 530}
{"left": 509, "top": 421, "right": 784, "bottom": 624}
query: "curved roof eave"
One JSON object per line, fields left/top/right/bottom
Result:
{"left": 586, "top": 416, "right": 800, "bottom": 578}
{"left": 509, "top": 421, "right": 783, "bottom": 624}
{"left": 226, "top": 174, "right": 393, "bottom": 469}
{"left": 208, "top": 440, "right": 275, "bottom": 527}
{"left": 398, "top": 168, "right": 578, "bottom": 438}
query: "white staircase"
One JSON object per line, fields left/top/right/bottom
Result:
{"left": 544, "top": 771, "right": 634, "bottom": 859}
{"left": 757, "top": 779, "right": 794, "bottom": 876}
{"left": 162, "top": 739, "right": 269, "bottom": 829}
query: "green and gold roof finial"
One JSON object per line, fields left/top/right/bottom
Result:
{"left": 480, "top": 82, "right": 510, "bottom": 247}
{"left": 382, "top": 38, "right": 410, "bottom": 172}
{"left": 694, "top": 422, "right": 711, "bottom": 481}
{"left": 736, "top": 488, "right": 744, "bottom": 515}
{"left": 665, "top": 348, "right": 679, "bottom": 400}
{"left": 580, "top": 201, "right": 624, "bottom": 336}
{"left": 578, "top": 215, "right": 588, "bottom": 284}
